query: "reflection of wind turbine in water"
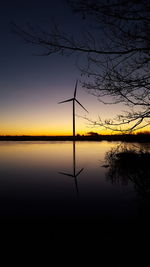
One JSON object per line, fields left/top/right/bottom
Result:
{"left": 59, "top": 141, "right": 84, "bottom": 197}
{"left": 58, "top": 80, "right": 88, "bottom": 139}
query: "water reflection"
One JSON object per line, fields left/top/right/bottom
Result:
{"left": 105, "top": 144, "right": 150, "bottom": 197}
{"left": 105, "top": 144, "right": 150, "bottom": 222}
{"left": 0, "top": 141, "right": 149, "bottom": 223}
{"left": 59, "top": 141, "right": 84, "bottom": 197}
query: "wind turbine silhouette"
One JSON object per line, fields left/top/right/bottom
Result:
{"left": 58, "top": 80, "right": 88, "bottom": 139}
{"left": 59, "top": 141, "right": 84, "bottom": 197}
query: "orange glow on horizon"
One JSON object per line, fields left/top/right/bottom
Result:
{"left": 0, "top": 127, "right": 149, "bottom": 136}
{"left": 1, "top": 84, "right": 149, "bottom": 137}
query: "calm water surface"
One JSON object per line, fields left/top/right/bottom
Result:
{"left": 0, "top": 141, "right": 149, "bottom": 223}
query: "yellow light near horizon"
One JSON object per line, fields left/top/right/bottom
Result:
{"left": 0, "top": 128, "right": 150, "bottom": 136}
{"left": 0, "top": 111, "right": 150, "bottom": 136}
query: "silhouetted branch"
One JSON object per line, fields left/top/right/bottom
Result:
{"left": 105, "top": 145, "right": 150, "bottom": 198}
{"left": 12, "top": 0, "right": 150, "bottom": 132}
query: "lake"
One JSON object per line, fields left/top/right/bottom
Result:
{"left": 0, "top": 141, "right": 150, "bottom": 223}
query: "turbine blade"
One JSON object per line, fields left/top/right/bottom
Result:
{"left": 58, "top": 98, "right": 73, "bottom": 104}
{"left": 58, "top": 172, "right": 74, "bottom": 178}
{"left": 75, "top": 168, "right": 84, "bottom": 177}
{"left": 74, "top": 80, "right": 78, "bottom": 98}
{"left": 75, "top": 99, "right": 88, "bottom": 113}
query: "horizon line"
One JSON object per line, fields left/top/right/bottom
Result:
{"left": 0, "top": 132, "right": 150, "bottom": 137}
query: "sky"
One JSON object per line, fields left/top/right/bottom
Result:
{"left": 0, "top": 0, "right": 148, "bottom": 135}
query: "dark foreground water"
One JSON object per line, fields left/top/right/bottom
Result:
{"left": 0, "top": 141, "right": 150, "bottom": 224}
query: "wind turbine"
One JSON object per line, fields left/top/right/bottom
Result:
{"left": 59, "top": 141, "right": 84, "bottom": 197}
{"left": 58, "top": 80, "right": 88, "bottom": 139}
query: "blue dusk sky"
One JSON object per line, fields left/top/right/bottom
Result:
{"left": 0, "top": 0, "right": 140, "bottom": 135}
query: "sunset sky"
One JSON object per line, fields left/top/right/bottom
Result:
{"left": 0, "top": 0, "right": 149, "bottom": 135}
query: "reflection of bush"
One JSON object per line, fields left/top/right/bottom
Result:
{"left": 105, "top": 147, "right": 150, "bottom": 198}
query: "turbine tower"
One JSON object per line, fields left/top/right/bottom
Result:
{"left": 58, "top": 80, "right": 88, "bottom": 139}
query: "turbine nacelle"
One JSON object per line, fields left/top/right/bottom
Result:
{"left": 58, "top": 80, "right": 88, "bottom": 113}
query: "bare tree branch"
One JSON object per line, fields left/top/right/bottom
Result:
{"left": 12, "top": 0, "right": 150, "bottom": 132}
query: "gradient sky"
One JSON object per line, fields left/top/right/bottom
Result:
{"left": 0, "top": 0, "right": 148, "bottom": 135}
